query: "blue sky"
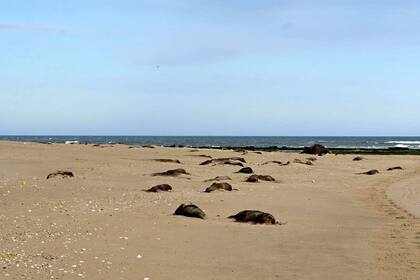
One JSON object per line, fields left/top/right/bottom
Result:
{"left": 1, "top": 0, "right": 419, "bottom": 136}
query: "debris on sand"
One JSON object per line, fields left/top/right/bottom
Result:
{"left": 174, "top": 204, "right": 206, "bottom": 219}
{"left": 46, "top": 171, "right": 74, "bottom": 180}
{"left": 152, "top": 168, "right": 189, "bottom": 177}
{"left": 204, "top": 182, "right": 236, "bottom": 193}
{"left": 228, "top": 210, "right": 285, "bottom": 225}
{"left": 302, "top": 144, "right": 330, "bottom": 156}
{"left": 144, "top": 184, "right": 173, "bottom": 192}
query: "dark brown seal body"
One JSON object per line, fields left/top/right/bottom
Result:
{"left": 237, "top": 167, "right": 253, "bottom": 174}
{"left": 262, "top": 161, "right": 290, "bottom": 166}
{"left": 246, "top": 175, "right": 259, "bottom": 183}
{"left": 257, "top": 175, "right": 275, "bottom": 181}
{"left": 294, "top": 159, "right": 314, "bottom": 165}
{"left": 387, "top": 166, "right": 403, "bottom": 171}
{"left": 353, "top": 156, "right": 364, "bottom": 161}
{"left": 204, "top": 176, "right": 232, "bottom": 182}
{"left": 200, "top": 157, "right": 246, "bottom": 166}
{"left": 223, "top": 160, "right": 244, "bottom": 167}
{"left": 359, "top": 169, "right": 379, "bottom": 175}
{"left": 302, "top": 144, "right": 330, "bottom": 156}
{"left": 46, "top": 171, "right": 74, "bottom": 180}
{"left": 152, "top": 168, "right": 189, "bottom": 176}
{"left": 153, "top": 159, "right": 181, "bottom": 164}
{"left": 204, "top": 182, "right": 234, "bottom": 193}
{"left": 145, "top": 184, "right": 172, "bottom": 192}
{"left": 246, "top": 174, "right": 276, "bottom": 183}
{"left": 228, "top": 210, "right": 277, "bottom": 224}
{"left": 174, "top": 204, "right": 206, "bottom": 219}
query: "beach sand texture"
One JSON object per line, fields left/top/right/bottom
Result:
{"left": 1, "top": 141, "right": 420, "bottom": 279}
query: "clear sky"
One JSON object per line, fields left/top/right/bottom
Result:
{"left": 1, "top": 0, "right": 419, "bottom": 136}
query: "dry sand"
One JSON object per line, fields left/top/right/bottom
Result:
{"left": 0, "top": 141, "right": 419, "bottom": 279}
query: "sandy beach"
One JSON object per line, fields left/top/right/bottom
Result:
{"left": 1, "top": 141, "right": 419, "bottom": 280}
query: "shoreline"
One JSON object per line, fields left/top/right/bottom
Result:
{"left": 2, "top": 139, "right": 420, "bottom": 155}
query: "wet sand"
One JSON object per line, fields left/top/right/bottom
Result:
{"left": 0, "top": 141, "right": 419, "bottom": 279}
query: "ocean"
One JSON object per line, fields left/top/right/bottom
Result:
{"left": 1, "top": 136, "right": 420, "bottom": 149}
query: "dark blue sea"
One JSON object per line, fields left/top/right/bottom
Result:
{"left": 1, "top": 136, "right": 420, "bottom": 149}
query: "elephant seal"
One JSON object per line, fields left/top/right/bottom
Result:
{"left": 152, "top": 168, "right": 189, "bottom": 177}
{"left": 237, "top": 167, "right": 253, "bottom": 174}
{"left": 294, "top": 159, "right": 314, "bottom": 166}
{"left": 142, "top": 145, "right": 155, "bottom": 148}
{"left": 204, "top": 176, "right": 232, "bottom": 182}
{"left": 174, "top": 204, "right": 206, "bottom": 219}
{"left": 261, "top": 161, "right": 290, "bottom": 166}
{"left": 358, "top": 169, "right": 379, "bottom": 175}
{"left": 153, "top": 159, "right": 181, "bottom": 164}
{"left": 302, "top": 144, "right": 330, "bottom": 156}
{"left": 228, "top": 210, "right": 282, "bottom": 225}
{"left": 200, "top": 157, "right": 246, "bottom": 166}
{"left": 257, "top": 175, "right": 275, "bottom": 181}
{"left": 223, "top": 160, "right": 244, "bottom": 167}
{"left": 144, "top": 184, "right": 172, "bottom": 192}
{"left": 387, "top": 166, "right": 403, "bottom": 171}
{"left": 204, "top": 182, "right": 236, "bottom": 193}
{"left": 246, "top": 175, "right": 259, "bottom": 183}
{"left": 353, "top": 156, "right": 364, "bottom": 161}
{"left": 46, "top": 171, "right": 74, "bottom": 180}
{"left": 246, "top": 174, "right": 276, "bottom": 182}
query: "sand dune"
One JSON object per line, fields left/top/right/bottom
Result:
{"left": 0, "top": 141, "right": 419, "bottom": 279}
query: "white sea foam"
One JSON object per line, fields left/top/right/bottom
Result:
{"left": 386, "top": 141, "right": 420, "bottom": 145}
{"left": 394, "top": 144, "right": 409, "bottom": 148}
